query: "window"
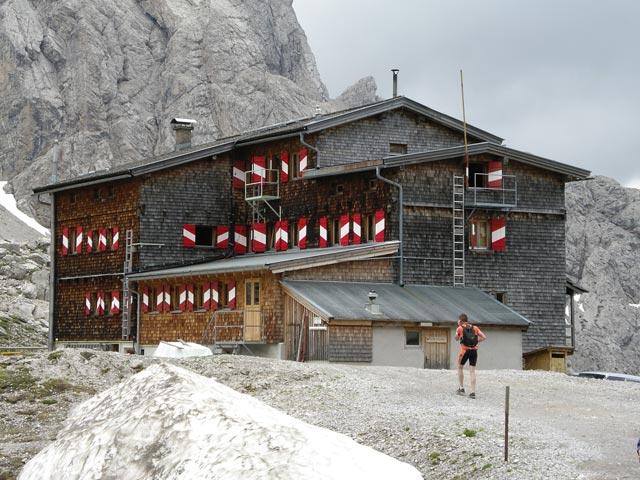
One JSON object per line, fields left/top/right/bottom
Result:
{"left": 194, "top": 226, "right": 216, "bottom": 246}
{"left": 104, "top": 292, "right": 112, "bottom": 316}
{"left": 389, "top": 143, "right": 408, "bottom": 155}
{"left": 368, "top": 179, "right": 378, "bottom": 191}
{"left": 405, "top": 330, "right": 420, "bottom": 346}
{"left": 335, "top": 184, "right": 344, "bottom": 195}
{"left": 68, "top": 228, "right": 77, "bottom": 255}
{"left": 290, "top": 152, "right": 300, "bottom": 179}
{"left": 363, "top": 214, "right": 376, "bottom": 243}
{"left": 219, "top": 283, "right": 229, "bottom": 308}
{"left": 245, "top": 280, "right": 260, "bottom": 306}
{"left": 470, "top": 218, "right": 490, "bottom": 250}
{"left": 329, "top": 218, "right": 340, "bottom": 245}
{"left": 488, "top": 291, "right": 507, "bottom": 303}
{"left": 70, "top": 193, "right": 77, "bottom": 204}
{"left": 288, "top": 221, "right": 298, "bottom": 248}
{"left": 194, "top": 285, "right": 204, "bottom": 310}
{"left": 468, "top": 163, "right": 487, "bottom": 188}
{"left": 267, "top": 223, "right": 276, "bottom": 250}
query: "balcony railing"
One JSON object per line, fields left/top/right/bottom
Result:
{"left": 466, "top": 173, "right": 517, "bottom": 208}
{"left": 245, "top": 168, "right": 280, "bottom": 201}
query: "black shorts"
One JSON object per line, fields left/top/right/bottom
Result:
{"left": 458, "top": 349, "right": 478, "bottom": 367}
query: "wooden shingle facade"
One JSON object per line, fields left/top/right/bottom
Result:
{"left": 35, "top": 97, "right": 590, "bottom": 366}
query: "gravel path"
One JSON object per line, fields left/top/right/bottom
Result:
{"left": 1, "top": 350, "right": 639, "bottom": 479}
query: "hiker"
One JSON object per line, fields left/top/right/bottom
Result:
{"left": 637, "top": 436, "right": 640, "bottom": 463}
{"left": 454, "top": 313, "right": 486, "bottom": 399}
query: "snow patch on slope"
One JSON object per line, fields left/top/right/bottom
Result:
{"left": 19, "top": 363, "right": 421, "bottom": 480}
{"left": 0, "top": 182, "right": 49, "bottom": 236}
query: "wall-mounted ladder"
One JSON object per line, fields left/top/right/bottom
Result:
{"left": 121, "top": 229, "right": 134, "bottom": 340}
{"left": 453, "top": 176, "right": 465, "bottom": 287}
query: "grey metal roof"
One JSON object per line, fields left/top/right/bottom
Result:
{"left": 280, "top": 280, "right": 531, "bottom": 327}
{"left": 34, "top": 96, "right": 503, "bottom": 194}
{"left": 127, "top": 241, "right": 399, "bottom": 281}
{"left": 303, "top": 142, "right": 591, "bottom": 181}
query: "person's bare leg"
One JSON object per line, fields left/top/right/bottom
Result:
{"left": 458, "top": 364, "right": 464, "bottom": 389}
{"left": 469, "top": 365, "right": 477, "bottom": 393}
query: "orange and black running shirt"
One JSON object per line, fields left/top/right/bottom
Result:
{"left": 456, "top": 323, "right": 481, "bottom": 351}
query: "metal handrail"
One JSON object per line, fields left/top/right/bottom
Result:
{"left": 468, "top": 173, "right": 517, "bottom": 207}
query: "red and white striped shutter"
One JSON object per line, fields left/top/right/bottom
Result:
{"left": 252, "top": 223, "right": 267, "bottom": 252}
{"left": 111, "top": 227, "right": 119, "bottom": 250}
{"left": 299, "top": 148, "right": 308, "bottom": 175}
{"left": 491, "top": 218, "right": 506, "bottom": 251}
{"left": 99, "top": 228, "right": 107, "bottom": 251}
{"left": 234, "top": 225, "right": 247, "bottom": 254}
{"left": 111, "top": 291, "right": 120, "bottom": 315}
{"left": 163, "top": 285, "right": 171, "bottom": 312}
{"left": 319, "top": 217, "right": 328, "bottom": 248}
{"left": 488, "top": 161, "right": 503, "bottom": 189}
{"left": 352, "top": 213, "right": 362, "bottom": 244}
{"left": 233, "top": 160, "right": 245, "bottom": 188}
{"left": 75, "top": 226, "right": 83, "bottom": 254}
{"left": 281, "top": 152, "right": 289, "bottom": 183}
{"left": 156, "top": 287, "right": 164, "bottom": 312}
{"left": 339, "top": 215, "right": 350, "bottom": 246}
{"left": 298, "top": 218, "right": 307, "bottom": 249}
{"left": 85, "top": 292, "right": 91, "bottom": 316}
{"left": 178, "top": 284, "right": 187, "bottom": 311}
{"left": 375, "top": 210, "right": 385, "bottom": 242}
{"left": 187, "top": 284, "right": 194, "bottom": 311}
{"left": 212, "top": 282, "right": 219, "bottom": 310}
{"left": 86, "top": 231, "right": 93, "bottom": 253}
{"left": 216, "top": 226, "right": 229, "bottom": 248}
{"left": 96, "top": 292, "right": 105, "bottom": 316}
{"left": 62, "top": 227, "right": 69, "bottom": 255}
{"left": 142, "top": 287, "right": 149, "bottom": 313}
{"left": 470, "top": 216, "right": 476, "bottom": 249}
{"left": 252, "top": 156, "right": 266, "bottom": 184}
{"left": 182, "top": 224, "right": 196, "bottom": 247}
{"left": 228, "top": 281, "right": 236, "bottom": 309}
{"left": 203, "top": 283, "right": 211, "bottom": 310}
{"left": 275, "top": 220, "right": 289, "bottom": 251}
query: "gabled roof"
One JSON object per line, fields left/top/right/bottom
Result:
{"left": 34, "top": 96, "right": 503, "bottom": 194}
{"left": 127, "top": 241, "right": 400, "bottom": 281}
{"left": 303, "top": 142, "right": 591, "bottom": 181}
{"left": 281, "top": 280, "right": 531, "bottom": 327}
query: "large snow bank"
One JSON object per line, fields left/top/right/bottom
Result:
{"left": 19, "top": 363, "right": 422, "bottom": 480}
{"left": 153, "top": 340, "right": 213, "bottom": 358}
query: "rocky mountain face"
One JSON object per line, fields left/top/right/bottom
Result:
{"left": 566, "top": 176, "right": 640, "bottom": 375}
{"left": 0, "top": 0, "right": 377, "bottom": 223}
{"left": 0, "top": 238, "right": 49, "bottom": 347}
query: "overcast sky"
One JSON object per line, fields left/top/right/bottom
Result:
{"left": 293, "top": 0, "right": 640, "bottom": 189}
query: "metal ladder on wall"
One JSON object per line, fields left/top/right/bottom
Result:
{"left": 452, "top": 176, "right": 465, "bottom": 287}
{"left": 121, "top": 229, "right": 134, "bottom": 339}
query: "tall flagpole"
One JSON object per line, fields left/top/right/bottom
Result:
{"left": 460, "top": 70, "right": 469, "bottom": 189}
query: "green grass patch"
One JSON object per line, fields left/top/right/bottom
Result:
{"left": 463, "top": 428, "right": 477, "bottom": 438}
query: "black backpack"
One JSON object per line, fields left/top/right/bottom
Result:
{"left": 461, "top": 324, "right": 478, "bottom": 347}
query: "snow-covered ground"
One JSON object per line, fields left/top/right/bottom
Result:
{"left": 18, "top": 362, "right": 422, "bottom": 480}
{"left": 0, "top": 181, "right": 49, "bottom": 238}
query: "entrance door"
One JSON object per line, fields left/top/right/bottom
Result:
{"left": 422, "top": 328, "right": 450, "bottom": 369}
{"left": 244, "top": 279, "right": 262, "bottom": 341}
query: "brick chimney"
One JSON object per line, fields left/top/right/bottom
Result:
{"left": 171, "top": 118, "right": 197, "bottom": 150}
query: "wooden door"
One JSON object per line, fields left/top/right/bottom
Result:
{"left": 244, "top": 279, "right": 261, "bottom": 341}
{"left": 422, "top": 328, "right": 450, "bottom": 369}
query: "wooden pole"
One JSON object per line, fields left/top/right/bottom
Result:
{"left": 460, "top": 69, "right": 470, "bottom": 190}
{"left": 504, "top": 385, "right": 510, "bottom": 462}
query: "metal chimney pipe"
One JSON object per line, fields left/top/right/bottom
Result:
{"left": 391, "top": 69, "right": 399, "bottom": 97}
{"left": 51, "top": 139, "right": 59, "bottom": 184}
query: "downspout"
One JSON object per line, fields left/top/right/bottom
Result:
{"left": 376, "top": 166, "right": 404, "bottom": 286}
{"left": 299, "top": 132, "right": 320, "bottom": 168}
{"left": 47, "top": 193, "right": 55, "bottom": 350}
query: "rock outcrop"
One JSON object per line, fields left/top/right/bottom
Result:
{"left": 0, "top": 0, "right": 336, "bottom": 222}
{"left": 566, "top": 176, "right": 640, "bottom": 375}
{"left": 0, "top": 238, "right": 49, "bottom": 347}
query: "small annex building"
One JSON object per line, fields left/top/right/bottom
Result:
{"left": 34, "top": 95, "right": 591, "bottom": 371}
